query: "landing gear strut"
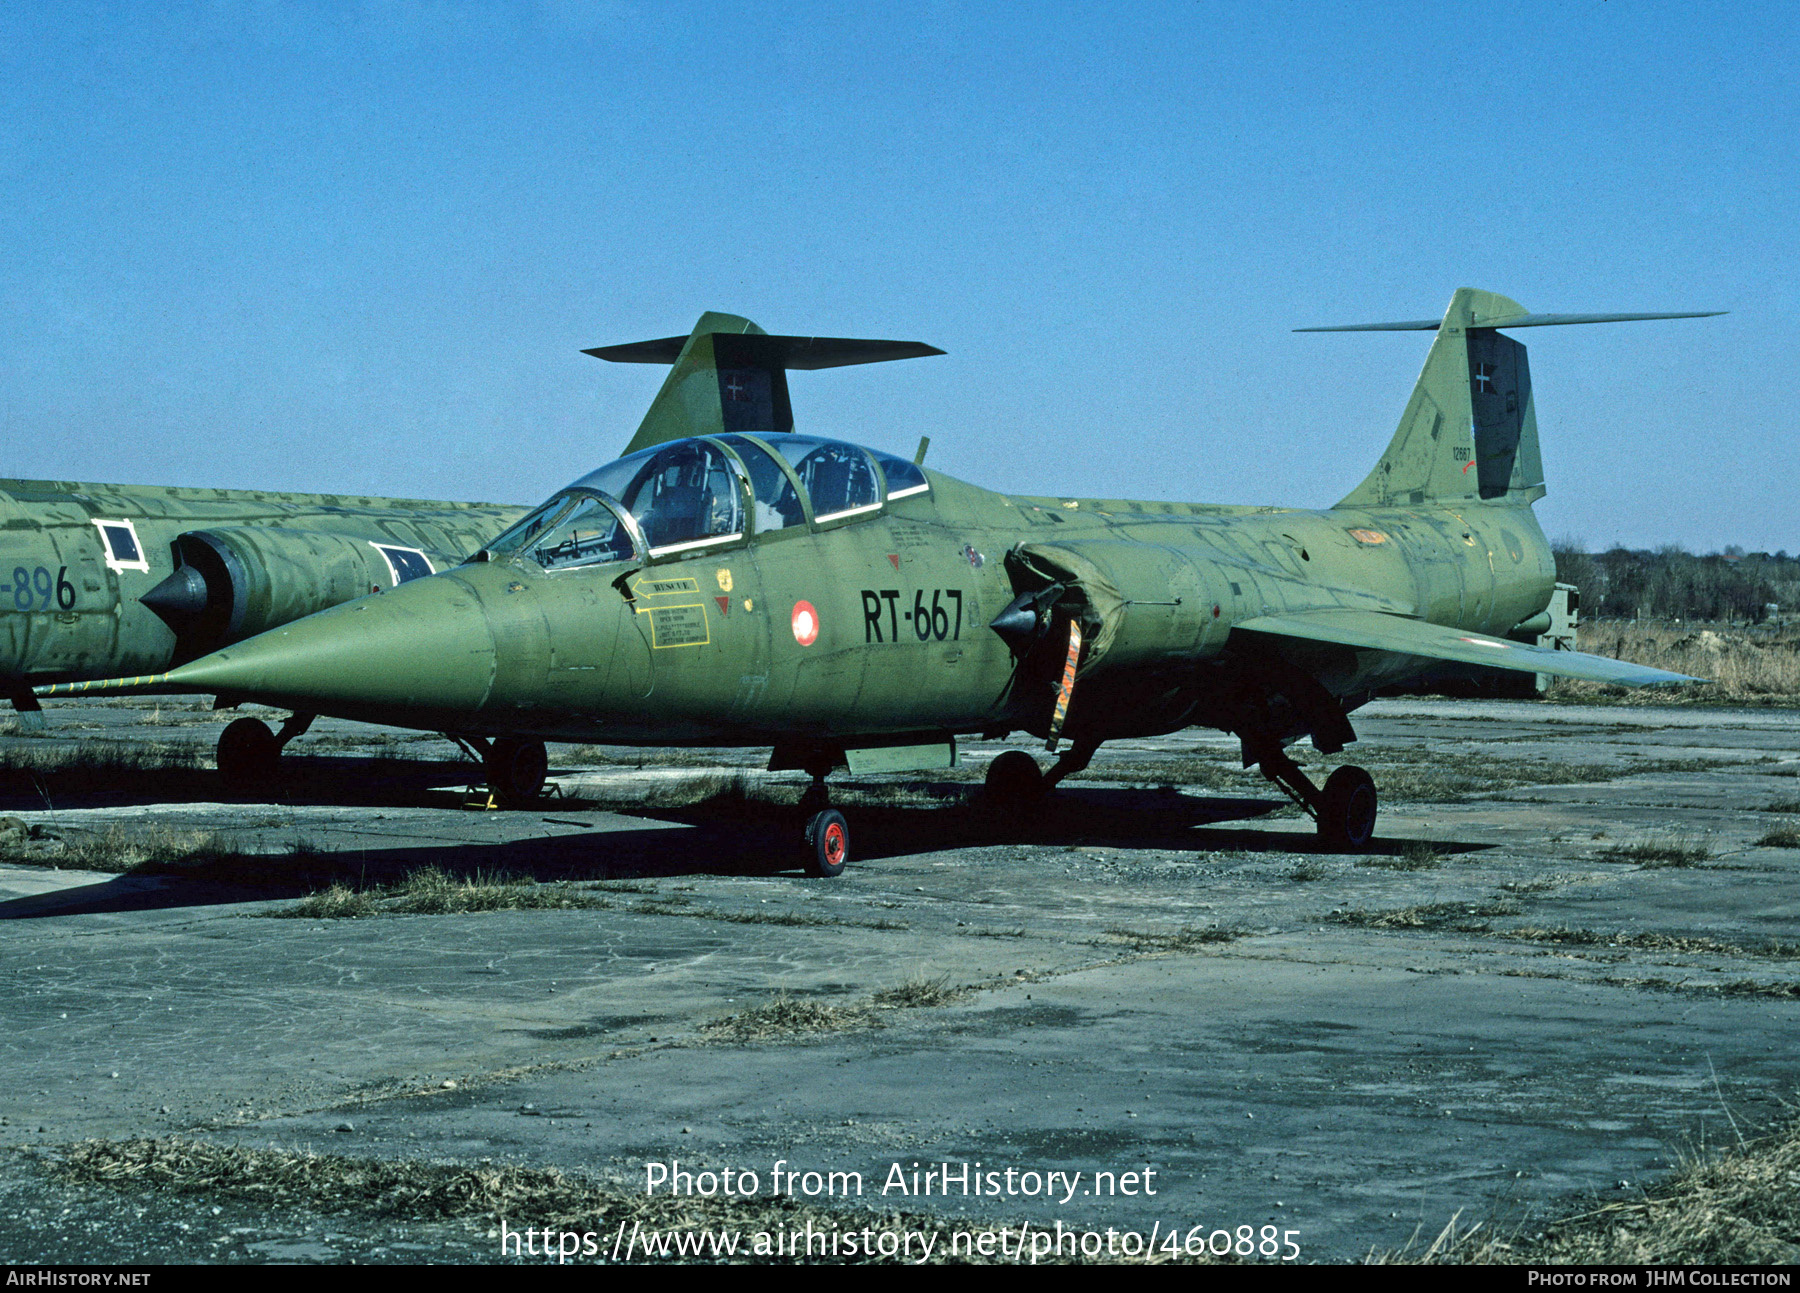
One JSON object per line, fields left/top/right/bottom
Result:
{"left": 799, "top": 763, "right": 849, "bottom": 877}
{"left": 216, "top": 713, "right": 314, "bottom": 794}
{"left": 1256, "top": 747, "right": 1378, "bottom": 850}
{"left": 482, "top": 737, "right": 549, "bottom": 808}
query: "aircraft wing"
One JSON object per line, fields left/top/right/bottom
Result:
{"left": 1231, "top": 608, "right": 1700, "bottom": 687}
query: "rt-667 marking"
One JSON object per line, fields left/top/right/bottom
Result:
{"left": 860, "top": 588, "right": 962, "bottom": 643}
{"left": 4, "top": 566, "right": 76, "bottom": 612}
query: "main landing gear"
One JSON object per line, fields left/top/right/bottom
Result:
{"left": 798, "top": 763, "right": 849, "bottom": 877}
{"left": 481, "top": 737, "right": 550, "bottom": 809}
{"left": 1256, "top": 747, "right": 1378, "bottom": 850}
{"left": 215, "top": 713, "right": 314, "bottom": 794}
{"left": 981, "top": 736, "right": 1100, "bottom": 808}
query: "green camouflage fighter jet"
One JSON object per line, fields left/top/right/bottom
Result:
{"left": 40, "top": 290, "right": 1718, "bottom": 874}
{"left": 2, "top": 479, "right": 526, "bottom": 756}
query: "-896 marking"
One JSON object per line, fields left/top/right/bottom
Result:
{"left": 860, "top": 588, "right": 963, "bottom": 643}
{"left": 6, "top": 566, "right": 76, "bottom": 612}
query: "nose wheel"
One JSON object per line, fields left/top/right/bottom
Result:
{"left": 216, "top": 713, "right": 314, "bottom": 794}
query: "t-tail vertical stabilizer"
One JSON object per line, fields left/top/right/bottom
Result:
{"left": 1304, "top": 288, "right": 1723, "bottom": 510}
{"left": 586, "top": 314, "right": 944, "bottom": 455}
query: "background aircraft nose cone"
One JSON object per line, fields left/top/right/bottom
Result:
{"left": 140, "top": 565, "right": 210, "bottom": 623}
{"left": 164, "top": 574, "right": 498, "bottom": 715}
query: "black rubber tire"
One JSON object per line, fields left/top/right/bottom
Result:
{"left": 216, "top": 717, "right": 280, "bottom": 793}
{"left": 1318, "top": 765, "right": 1378, "bottom": 850}
{"left": 485, "top": 737, "right": 549, "bottom": 808}
{"left": 804, "top": 808, "right": 849, "bottom": 878}
{"left": 984, "top": 750, "right": 1045, "bottom": 805}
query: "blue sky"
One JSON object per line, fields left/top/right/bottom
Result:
{"left": 1, "top": 1, "right": 1792, "bottom": 551}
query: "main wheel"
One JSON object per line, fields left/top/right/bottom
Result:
{"left": 804, "top": 808, "right": 849, "bottom": 877}
{"left": 216, "top": 717, "right": 281, "bottom": 793}
{"left": 484, "top": 737, "right": 549, "bottom": 808}
{"left": 1318, "top": 765, "right": 1378, "bottom": 850}
{"left": 984, "top": 750, "right": 1045, "bottom": 805}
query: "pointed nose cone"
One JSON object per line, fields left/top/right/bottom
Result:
{"left": 140, "top": 565, "right": 210, "bottom": 623}
{"left": 164, "top": 574, "right": 498, "bottom": 719}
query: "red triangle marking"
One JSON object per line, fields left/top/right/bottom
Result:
{"left": 887, "top": 554, "right": 900, "bottom": 570}
{"left": 715, "top": 596, "right": 730, "bottom": 616}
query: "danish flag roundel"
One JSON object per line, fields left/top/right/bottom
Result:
{"left": 791, "top": 600, "right": 820, "bottom": 647}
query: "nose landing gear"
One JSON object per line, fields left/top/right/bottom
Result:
{"left": 215, "top": 712, "right": 314, "bottom": 794}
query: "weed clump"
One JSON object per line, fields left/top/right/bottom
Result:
{"left": 1376, "top": 1117, "right": 1800, "bottom": 1264}
{"left": 1360, "top": 840, "right": 1443, "bottom": 871}
{"left": 1330, "top": 901, "right": 1522, "bottom": 932}
{"left": 701, "top": 992, "right": 873, "bottom": 1041}
{"left": 870, "top": 975, "right": 967, "bottom": 1009}
{"left": 38, "top": 1136, "right": 1189, "bottom": 1263}
{"left": 1595, "top": 837, "right": 1713, "bottom": 866}
{"left": 271, "top": 868, "right": 610, "bottom": 919}
{"left": 703, "top": 977, "right": 971, "bottom": 1043}
{"left": 1755, "top": 823, "right": 1800, "bottom": 848}
{"left": 1102, "top": 926, "right": 1242, "bottom": 953}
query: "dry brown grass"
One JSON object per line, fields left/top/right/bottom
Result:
{"left": 702, "top": 976, "right": 972, "bottom": 1043}
{"left": 1757, "top": 823, "right": 1800, "bottom": 848}
{"left": 1100, "top": 926, "right": 1243, "bottom": 953}
{"left": 1360, "top": 840, "right": 1444, "bottom": 870}
{"left": 28, "top": 824, "right": 239, "bottom": 874}
{"left": 1377, "top": 1117, "right": 1800, "bottom": 1264}
{"left": 1330, "top": 900, "right": 1522, "bottom": 932}
{"left": 41, "top": 1137, "right": 1186, "bottom": 1263}
{"left": 0, "top": 742, "right": 203, "bottom": 793}
{"left": 1498, "top": 926, "right": 1800, "bottom": 960}
{"left": 1595, "top": 836, "right": 1714, "bottom": 866}
{"left": 1549, "top": 621, "right": 1800, "bottom": 706}
{"left": 274, "top": 868, "right": 611, "bottom": 919}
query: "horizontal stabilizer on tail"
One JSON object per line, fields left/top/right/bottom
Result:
{"left": 590, "top": 311, "right": 944, "bottom": 455}
{"left": 1326, "top": 289, "right": 1724, "bottom": 510}
{"left": 1297, "top": 309, "right": 1724, "bottom": 332}
{"left": 586, "top": 335, "right": 943, "bottom": 369}
{"left": 1232, "top": 608, "right": 1700, "bottom": 688}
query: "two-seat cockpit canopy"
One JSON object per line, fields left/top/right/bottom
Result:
{"left": 477, "top": 434, "right": 929, "bottom": 572}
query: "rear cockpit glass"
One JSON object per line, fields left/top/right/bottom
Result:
{"left": 869, "top": 450, "right": 929, "bottom": 499}
{"left": 717, "top": 435, "right": 805, "bottom": 533}
{"left": 483, "top": 492, "right": 637, "bottom": 571}
{"left": 573, "top": 440, "right": 744, "bottom": 555}
{"left": 764, "top": 436, "right": 880, "bottom": 521}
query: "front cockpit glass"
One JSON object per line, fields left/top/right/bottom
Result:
{"left": 572, "top": 439, "right": 744, "bottom": 554}
{"left": 869, "top": 449, "right": 929, "bottom": 499}
{"left": 717, "top": 434, "right": 805, "bottom": 533}
{"left": 484, "top": 492, "right": 637, "bottom": 571}
{"left": 523, "top": 494, "right": 636, "bottom": 570}
{"left": 763, "top": 436, "right": 881, "bottom": 521}
{"left": 484, "top": 496, "right": 574, "bottom": 558}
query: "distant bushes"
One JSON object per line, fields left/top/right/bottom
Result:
{"left": 1554, "top": 543, "right": 1800, "bottom": 623}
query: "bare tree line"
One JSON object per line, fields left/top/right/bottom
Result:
{"left": 1553, "top": 543, "right": 1800, "bottom": 624}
